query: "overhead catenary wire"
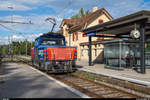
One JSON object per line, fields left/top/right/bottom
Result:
{"left": 0, "top": 0, "right": 74, "bottom": 41}
{"left": 0, "top": 17, "right": 34, "bottom": 47}
{"left": 0, "top": 23, "right": 38, "bottom": 49}
{"left": 0, "top": 23, "right": 34, "bottom": 37}
{"left": 0, "top": 20, "right": 33, "bottom": 24}
{"left": 0, "top": 24, "right": 13, "bottom": 31}
{"left": 56, "top": 0, "right": 73, "bottom": 17}
{"left": 45, "top": 0, "right": 73, "bottom": 31}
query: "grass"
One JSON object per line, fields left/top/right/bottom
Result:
{"left": 72, "top": 70, "right": 150, "bottom": 95}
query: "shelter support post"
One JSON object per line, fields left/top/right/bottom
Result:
{"left": 89, "top": 36, "right": 92, "bottom": 66}
{"left": 140, "top": 23, "right": 146, "bottom": 74}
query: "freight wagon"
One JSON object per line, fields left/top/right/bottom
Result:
{"left": 31, "top": 32, "right": 77, "bottom": 73}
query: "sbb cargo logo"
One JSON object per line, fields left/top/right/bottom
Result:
{"left": 38, "top": 50, "right": 43, "bottom": 56}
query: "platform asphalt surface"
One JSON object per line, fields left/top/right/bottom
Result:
{"left": 0, "top": 63, "right": 81, "bottom": 98}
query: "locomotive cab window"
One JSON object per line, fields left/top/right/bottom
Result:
{"left": 41, "top": 38, "right": 65, "bottom": 45}
{"left": 34, "top": 39, "right": 39, "bottom": 46}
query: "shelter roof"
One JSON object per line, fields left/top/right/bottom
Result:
{"left": 82, "top": 10, "right": 150, "bottom": 38}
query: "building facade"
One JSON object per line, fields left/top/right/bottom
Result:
{"left": 59, "top": 6, "right": 113, "bottom": 65}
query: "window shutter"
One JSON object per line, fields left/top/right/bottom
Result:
{"left": 76, "top": 32, "right": 78, "bottom": 40}
{"left": 82, "top": 33, "right": 86, "bottom": 37}
{"left": 98, "top": 20, "right": 104, "bottom": 41}
{"left": 99, "top": 19, "right": 103, "bottom": 24}
{"left": 74, "top": 33, "right": 76, "bottom": 41}
{"left": 73, "top": 33, "right": 75, "bottom": 41}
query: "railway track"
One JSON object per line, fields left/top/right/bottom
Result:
{"left": 14, "top": 57, "right": 143, "bottom": 98}
{"left": 50, "top": 74, "right": 140, "bottom": 98}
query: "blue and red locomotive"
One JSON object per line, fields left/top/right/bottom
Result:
{"left": 31, "top": 32, "right": 77, "bottom": 73}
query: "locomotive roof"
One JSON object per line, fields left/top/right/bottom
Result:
{"left": 36, "top": 32, "right": 65, "bottom": 40}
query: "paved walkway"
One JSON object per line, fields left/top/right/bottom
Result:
{"left": 0, "top": 63, "right": 80, "bottom": 98}
{"left": 77, "top": 61, "right": 150, "bottom": 82}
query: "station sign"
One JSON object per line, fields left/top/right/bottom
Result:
{"left": 86, "top": 32, "right": 96, "bottom": 36}
{"left": 145, "top": 43, "right": 150, "bottom": 48}
{"left": 145, "top": 43, "right": 147, "bottom": 48}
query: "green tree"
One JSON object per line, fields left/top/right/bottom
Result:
{"left": 0, "top": 46, "right": 3, "bottom": 56}
{"left": 0, "top": 45, "right": 9, "bottom": 57}
{"left": 71, "top": 8, "right": 91, "bottom": 19}
{"left": 0, "top": 40, "right": 34, "bottom": 57}
{"left": 7, "top": 40, "right": 34, "bottom": 56}
{"left": 79, "top": 8, "right": 85, "bottom": 18}
{"left": 71, "top": 14, "right": 79, "bottom": 19}
{"left": 85, "top": 10, "right": 90, "bottom": 15}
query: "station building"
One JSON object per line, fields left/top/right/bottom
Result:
{"left": 59, "top": 6, "right": 115, "bottom": 65}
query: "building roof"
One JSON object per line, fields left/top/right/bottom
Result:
{"left": 56, "top": 29, "right": 63, "bottom": 34}
{"left": 60, "top": 8, "right": 113, "bottom": 33}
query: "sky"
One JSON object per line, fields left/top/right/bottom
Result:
{"left": 0, "top": 0, "right": 150, "bottom": 44}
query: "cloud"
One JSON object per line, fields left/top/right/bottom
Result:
{"left": 1, "top": 0, "right": 150, "bottom": 18}
{"left": 12, "top": 33, "right": 43, "bottom": 42}
{"left": 0, "top": 0, "right": 32, "bottom": 11}
{"left": 12, "top": 35, "right": 23, "bottom": 40}
{"left": 0, "top": 14, "right": 63, "bottom": 34}
{"left": 0, "top": 0, "right": 99, "bottom": 14}
{"left": 0, "top": 33, "right": 43, "bottom": 45}
{"left": 1, "top": 0, "right": 150, "bottom": 45}
{"left": 0, "top": 36, "right": 9, "bottom": 45}
{"left": 98, "top": 0, "right": 150, "bottom": 18}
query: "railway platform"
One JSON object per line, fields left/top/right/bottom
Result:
{"left": 76, "top": 61, "right": 150, "bottom": 86}
{"left": 0, "top": 62, "right": 85, "bottom": 98}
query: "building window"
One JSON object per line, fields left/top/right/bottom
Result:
{"left": 73, "top": 33, "right": 75, "bottom": 41}
{"left": 81, "top": 49, "right": 84, "bottom": 56}
{"left": 95, "top": 49, "right": 97, "bottom": 56}
{"left": 82, "top": 33, "right": 86, "bottom": 37}
{"left": 76, "top": 32, "right": 78, "bottom": 41}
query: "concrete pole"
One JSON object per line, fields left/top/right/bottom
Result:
{"left": 140, "top": 23, "right": 146, "bottom": 74}
{"left": 31, "top": 41, "right": 32, "bottom": 48}
{"left": 89, "top": 36, "right": 92, "bottom": 66}
{"left": 26, "top": 40, "right": 27, "bottom": 56}
{"left": 8, "top": 6, "right": 13, "bottom": 60}
{"left": 8, "top": 36, "right": 10, "bottom": 56}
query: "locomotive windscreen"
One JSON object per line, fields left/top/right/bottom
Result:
{"left": 41, "top": 38, "right": 65, "bottom": 45}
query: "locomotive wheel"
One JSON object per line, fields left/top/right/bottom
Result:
{"left": 32, "top": 60, "right": 34, "bottom": 67}
{"left": 37, "top": 63, "right": 40, "bottom": 70}
{"left": 39, "top": 63, "right": 45, "bottom": 71}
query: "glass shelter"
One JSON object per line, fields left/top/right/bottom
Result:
{"left": 104, "top": 40, "right": 150, "bottom": 70}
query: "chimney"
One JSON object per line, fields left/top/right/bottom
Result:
{"left": 93, "top": 6, "right": 98, "bottom": 12}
